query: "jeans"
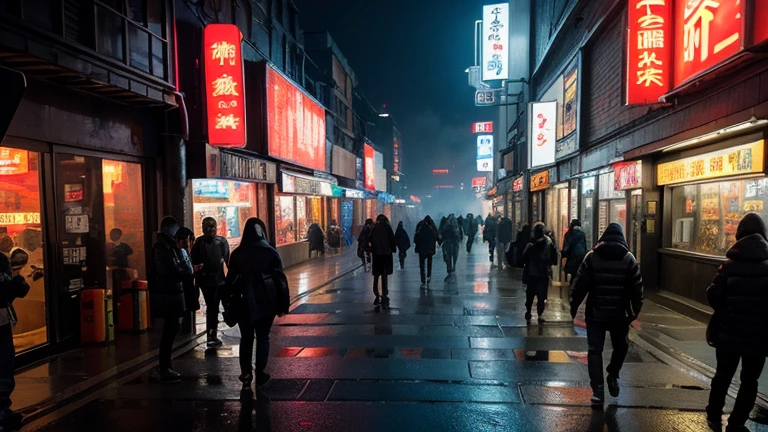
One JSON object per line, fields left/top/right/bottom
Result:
{"left": 0, "top": 325, "right": 14, "bottom": 412}
{"left": 201, "top": 285, "right": 221, "bottom": 335}
{"left": 159, "top": 316, "right": 182, "bottom": 370}
{"left": 498, "top": 242, "right": 509, "bottom": 267}
{"left": 488, "top": 239, "right": 496, "bottom": 262}
{"left": 373, "top": 275, "right": 389, "bottom": 299}
{"left": 238, "top": 316, "right": 275, "bottom": 376}
{"left": 525, "top": 279, "right": 548, "bottom": 316}
{"left": 419, "top": 254, "right": 433, "bottom": 283}
{"left": 586, "top": 321, "right": 630, "bottom": 392}
{"left": 707, "top": 349, "right": 766, "bottom": 426}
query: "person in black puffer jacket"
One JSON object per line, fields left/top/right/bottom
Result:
{"left": 368, "top": 214, "right": 396, "bottom": 310}
{"left": 570, "top": 222, "right": 643, "bottom": 408}
{"left": 705, "top": 213, "right": 768, "bottom": 432}
{"left": 414, "top": 216, "right": 439, "bottom": 287}
{"left": 522, "top": 223, "right": 554, "bottom": 323}
{"left": 562, "top": 219, "right": 588, "bottom": 282}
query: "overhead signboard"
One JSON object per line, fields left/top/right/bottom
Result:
{"left": 613, "top": 161, "right": 643, "bottom": 190}
{"left": 530, "top": 171, "right": 550, "bottom": 192}
{"left": 472, "top": 122, "right": 493, "bottom": 134}
{"left": 528, "top": 101, "right": 557, "bottom": 168}
{"left": 471, "top": 177, "right": 487, "bottom": 187}
{"left": 475, "top": 89, "right": 501, "bottom": 106}
{"left": 476, "top": 135, "right": 494, "bottom": 172}
{"left": 266, "top": 65, "right": 326, "bottom": 171}
{"left": 627, "top": 0, "right": 672, "bottom": 104}
{"left": 512, "top": 176, "right": 524, "bottom": 192}
{"left": 482, "top": 3, "right": 509, "bottom": 81}
{"left": 364, "top": 144, "right": 375, "bottom": 190}
{"left": 657, "top": 140, "right": 765, "bottom": 186}
{"left": 203, "top": 24, "right": 246, "bottom": 148}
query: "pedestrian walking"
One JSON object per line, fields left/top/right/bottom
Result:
{"left": 149, "top": 216, "right": 194, "bottom": 383}
{"left": 705, "top": 213, "right": 768, "bottom": 432}
{"left": 357, "top": 219, "right": 374, "bottom": 272}
{"left": 441, "top": 214, "right": 460, "bottom": 280}
{"left": 570, "top": 222, "right": 643, "bottom": 408}
{"left": 225, "top": 218, "right": 288, "bottom": 391}
{"left": 497, "top": 215, "right": 513, "bottom": 270}
{"left": 0, "top": 249, "right": 30, "bottom": 430}
{"left": 191, "top": 217, "right": 230, "bottom": 348}
{"left": 414, "top": 216, "right": 439, "bottom": 288}
{"left": 561, "top": 219, "right": 587, "bottom": 283}
{"left": 522, "top": 223, "right": 554, "bottom": 323}
{"left": 395, "top": 221, "right": 411, "bottom": 270}
{"left": 465, "top": 213, "right": 478, "bottom": 254}
{"left": 328, "top": 220, "right": 342, "bottom": 254}
{"left": 307, "top": 222, "right": 325, "bottom": 258}
{"left": 511, "top": 224, "right": 531, "bottom": 268}
{"left": 483, "top": 213, "right": 498, "bottom": 264}
{"left": 368, "top": 214, "right": 396, "bottom": 310}
{"left": 175, "top": 227, "right": 201, "bottom": 328}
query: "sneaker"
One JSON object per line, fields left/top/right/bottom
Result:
{"left": 160, "top": 368, "right": 181, "bottom": 383}
{"left": 590, "top": 393, "right": 604, "bottom": 408}
{"left": 373, "top": 297, "right": 380, "bottom": 306}
{"left": 207, "top": 330, "right": 223, "bottom": 348}
{"left": 239, "top": 373, "right": 253, "bottom": 390}
{"left": 256, "top": 372, "right": 271, "bottom": 387}
{"left": 607, "top": 375, "right": 619, "bottom": 397}
{"left": 524, "top": 312, "right": 532, "bottom": 321}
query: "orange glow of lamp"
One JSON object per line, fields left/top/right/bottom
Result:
{"left": 203, "top": 24, "right": 246, "bottom": 148}
{"left": 626, "top": 0, "right": 672, "bottom": 104}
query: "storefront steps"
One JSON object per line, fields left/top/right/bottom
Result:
{"left": 13, "top": 247, "right": 364, "bottom": 429}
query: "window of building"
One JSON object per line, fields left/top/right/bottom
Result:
{"left": 580, "top": 177, "right": 595, "bottom": 248}
{"left": 191, "top": 179, "right": 259, "bottom": 250}
{"left": 597, "top": 172, "right": 626, "bottom": 239}
{"left": 103, "top": 160, "right": 146, "bottom": 282}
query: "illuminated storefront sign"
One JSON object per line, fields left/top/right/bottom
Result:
{"left": 471, "top": 177, "right": 487, "bottom": 187}
{"left": 755, "top": 2, "right": 768, "bottom": 46}
{"left": 410, "top": 195, "right": 421, "bottom": 203}
{"left": 281, "top": 172, "right": 334, "bottom": 196}
{"left": 266, "top": 65, "right": 326, "bottom": 171}
{"left": 512, "top": 176, "right": 524, "bottom": 192}
{"left": 482, "top": 3, "right": 509, "bottom": 81}
{"left": 220, "top": 151, "right": 276, "bottom": 183}
{"left": 0, "top": 148, "right": 28, "bottom": 175}
{"left": 393, "top": 135, "right": 401, "bottom": 174}
{"left": 627, "top": 0, "right": 672, "bottom": 104}
{"left": 530, "top": 171, "right": 550, "bottom": 192}
{"left": 203, "top": 24, "right": 246, "bottom": 148}
{"left": 374, "top": 151, "right": 386, "bottom": 192}
{"left": 613, "top": 161, "right": 643, "bottom": 190}
{"left": 475, "top": 89, "right": 501, "bottom": 106}
{"left": 472, "top": 122, "right": 493, "bottom": 134}
{"left": 344, "top": 189, "right": 365, "bottom": 199}
{"left": 477, "top": 135, "right": 494, "bottom": 172}
{"left": 528, "top": 101, "right": 557, "bottom": 168}
{"left": 657, "top": 140, "right": 765, "bottom": 186}
{"left": 364, "top": 144, "right": 375, "bottom": 190}
{"left": 0, "top": 212, "right": 40, "bottom": 225}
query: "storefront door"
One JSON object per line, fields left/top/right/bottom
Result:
{"left": 629, "top": 190, "right": 642, "bottom": 260}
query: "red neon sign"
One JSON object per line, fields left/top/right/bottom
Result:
{"left": 471, "top": 177, "right": 486, "bottom": 187}
{"left": 627, "top": 0, "right": 672, "bottom": 104}
{"left": 472, "top": 122, "right": 493, "bottom": 134}
{"left": 364, "top": 144, "right": 375, "bottom": 190}
{"left": 203, "top": 24, "right": 246, "bottom": 148}
{"left": 432, "top": 169, "right": 449, "bottom": 174}
{"left": 674, "top": 0, "right": 743, "bottom": 86}
{"left": 755, "top": 2, "right": 768, "bottom": 46}
{"left": 266, "top": 66, "right": 326, "bottom": 171}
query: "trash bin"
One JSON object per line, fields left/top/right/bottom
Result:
{"left": 80, "top": 288, "right": 114, "bottom": 343}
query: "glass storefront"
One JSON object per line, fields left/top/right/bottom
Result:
{"left": 669, "top": 177, "right": 768, "bottom": 256}
{"left": 531, "top": 192, "right": 542, "bottom": 223}
{"left": 274, "top": 193, "right": 326, "bottom": 246}
{"left": 191, "top": 179, "right": 263, "bottom": 250}
{"left": 581, "top": 177, "right": 595, "bottom": 248}
{"left": 597, "top": 172, "right": 627, "bottom": 239}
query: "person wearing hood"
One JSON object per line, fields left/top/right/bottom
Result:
{"left": 705, "top": 213, "right": 768, "bottom": 432}
{"left": 149, "top": 216, "right": 194, "bottom": 383}
{"left": 357, "top": 219, "right": 374, "bottom": 272}
{"left": 483, "top": 213, "right": 498, "bottom": 264}
{"left": 0, "top": 248, "right": 30, "bottom": 429}
{"left": 414, "top": 216, "right": 440, "bottom": 287}
{"left": 368, "top": 215, "right": 396, "bottom": 310}
{"left": 327, "top": 220, "right": 342, "bottom": 254}
{"left": 307, "top": 222, "right": 325, "bottom": 258}
{"left": 395, "top": 222, "right": 411, "bottom": 270}
{"left": 497, "top": 216, "right": 514, "bottom": 270}
{"left": 522, "top": 223, "right": 553, "bottom": 324}
{"left": 191, "top": 217, "right": 230, "bottom": 348}
{"left": 465, "top": 213, "right": 478, "bottom": 254}
{"left": 512, "top": 224, "right": 532, "bottom": 268}
{"left": 570, "top": 222, "right": 643, "bottom": 408}
{"left": 562, "top": 219, "right": 588, "bottom": 282}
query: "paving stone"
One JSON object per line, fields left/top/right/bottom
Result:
{"left": 328, "top": 381, "right": 522, "bottom": 403}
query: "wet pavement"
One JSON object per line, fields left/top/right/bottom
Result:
{"left": 25, "top": 246, "right": 768, "bottom": 431}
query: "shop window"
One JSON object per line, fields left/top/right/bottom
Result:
{"left": 597, "top": 173, "right": 626, "bottom": 239}
{"left": 192, "top": 179, "right": 258, "bottom": 250}
{"left": 581, "top": 177, "right": 595, "bottom": 248}
{"left": 669, "top": 179, "right": 768, "bottom": 256}
{"left": 0, "top": 149, "right": 47, "bottom": 352}
{"left": 275, "top": 195, "right": 296, "bottom": 245}
{"left": 103, "top": 160, "right": 146, "bottom": 282}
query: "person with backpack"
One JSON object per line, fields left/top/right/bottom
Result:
{"left": 0, "top": 249, "right": 30, "bottom": 430}
{"left": 570, "top": 222, "right": 643, "bottom": 408}
{"left": 705, "top": 213, "right": 768, "bottom": 432}
{"left": 414, "top": 215, "right": 440, "bottom": 288}
{"left": 522, "top": 223, "right": 554, "bottom": 324}
{"left": 328, "top": 220, "right": 342, "bottom": 254}
{"left": 368, "top": 215, "right": 396, "bottom": 310}
{"left": 225, "top": 218, "right": 288, "bottom": 392}
{"left": 191, "top": 217, "right": 230, "bottom": 348}
{"left": 483, "top": 213, "right": 498, "bottom": 264}
{"left": 394, "top": 221, "right": 411, "bottom": 270}
{"left": 357, "top": 219, "right": 374, "bottom": 272}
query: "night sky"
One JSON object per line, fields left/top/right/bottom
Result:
{"left": 295, "top": 0, "right": 498, "bottom": 200}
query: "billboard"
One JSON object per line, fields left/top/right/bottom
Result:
{"left": 471, "top": 177, "right": 487, "bottom": 187}
{"left": 266, "top": 65, "right": 326, "bottom": 171}
{"left": 472, "top": 122, "right": 493, "bottom": 134}
{"left": 374, "top": 151, "right": 386, "bottom": 192}
{"left": 476, "top": 134, "right": 494, "bottom": 172}
{"left": 203, "top": 24, "right": 246, "bottom": 147}
{"left": 528, "top": 101, "right": 557, "bottom": 168}
{"left": 627, "top": 0, "right": 672, "bottom": 104}
{"left": 482, "top": 4, "right": 509, "bottom": 81}
{"left": 364, "top": 143, "right": 375, "bottom": 190}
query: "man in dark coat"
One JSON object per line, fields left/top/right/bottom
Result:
{"left": 0, "top": 250, "right": 30, "bottom": 430}
{"left": 441, "top": 214, "right": 461, "bottom": 280}
{"left": 368, "top": 215, "right": 396, "bottom": 310}
{"left": 706, "top": 213, "right": 768, "bottom": 431}
{"left": 562, "top": 219, "right": 588, "bottom": 282}
{"left": 511, "top": 224, "right": 531, "bottom": 268}
{"left": 307, "top": 223, "right": 325, "bottom": 258}
{"left": 394, "top": 222, "right": 411, "bottom": 270}
{"left": 191, "top": 217, "right": 230, "bottom": 348}
{"left": 570, "top": 222, "right": 643, "bottom": 408}
{"left": 497, "top": 216, "right": 514, "bottom": 270}
{"left": 522, "top": 223, "right": 552, "bottom": 323}
{"left": 149, "top": 216, "right": 194, "bottom": 383}
{"left": 483, "top": 214, "right": 498, "bottom": 263}
{"left": 327, "top": 220, "right": 342, "bottom": 254}
{"left": 357, "top": 219, "right": 374, "bottom": 272}
{"left": 465, "top": 213, "right": 478, "bottom": 253}
{"left": 414, "top": 216, "right": 439, "bottom": 287}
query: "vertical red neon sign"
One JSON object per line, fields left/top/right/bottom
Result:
{"left": 203, "top": 24, "right": 246, "bottom": 148}
{"left": 627, "top": 0, "right": 672, "bottom": 104}
{"left": 364, "top": 144, "right": 375, "bottom": 190}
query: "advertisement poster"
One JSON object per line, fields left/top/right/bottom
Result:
{"left": 476, "top": 135, "right": 494, "bottom": 172}
{"left": 529, "top": 101, "right": 558, "bottom": 168}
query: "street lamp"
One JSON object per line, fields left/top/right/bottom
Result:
{"left": 378, "top": 113, "right": 390, "bottom": 117}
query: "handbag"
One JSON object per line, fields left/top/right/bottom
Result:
{"left": 261, "top": 269, "right": 290, "bottom": 316}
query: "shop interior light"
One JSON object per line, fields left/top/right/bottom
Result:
{"left": 662, "top": 118, "right": 768, "bottom": 153}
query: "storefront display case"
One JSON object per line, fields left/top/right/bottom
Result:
{"left": 192, "top": 179, "right": 258, "bottom": 250}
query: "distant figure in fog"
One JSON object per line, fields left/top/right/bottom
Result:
{"left": 456, "top": 215, "right": 465, "bottom": 242}
{"left": 327, "top": 220, "right": 342, "bottom": 254}
{"left": 395, "top": 222, "right": 411, "bottom": 270}
{"left": 368, "top": 215, "right": 396, "bottom": 310}
{"left": 522, "top": 223, "right": 554, "bottom": 324}
{"left": 307, "top": 223, "right": 325, "bottom": 258}
{"left": 441, "top": 214, "right": 461, "bottom": 280}
{"left": 226, "top": 218, "right": 287, "bottom": 391}
{"left": 570, "top": 222, "right": 643, "bottom": 408}
{"left": 0, "top": 248, "right": 30, "bottom": 429}
{"left": 414, "top": 216, "right": 440, "bottom": 288}
{"left": 706, "top": 213, "right": 768, "bottom": 432}
{"left": 561, "top": 219, "right": 587, "bottom": 283}
{"left": 464, "top": 213, "right": 477, "bottom": 254}
{"left": 357, "top": 219, "right": 374, "bottom": 272}
{"left": 497, "top": 216, "right": 514, "bottom": 270}
{"left": 483, "top": 213, "right": 498, "bottom": 264}
{"left": 512, "top": 224, "right": 531, "bottom": 268}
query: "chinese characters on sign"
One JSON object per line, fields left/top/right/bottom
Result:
{"left": 472, "top": 122, "right": 493, "bottom": 134}
{"left": 530, "top": 171, "right": 550, "bottom": 192}
{"left": 657, "top": 140, "right": 765, "bottom": 185}
{"left": 627, "top": 0, "right": 672, "bottom": 104}
{"left": 393, "top": 136, "right": 401, "bottom": 174}
{"left": 512, "top": 176, "right": 524, "bottom": 192}
{"left": 203, "top": 24, "right": 246, "bottom": 147}
{"left": 482, "top": 3, "right": 509, "bottom": 81}
{"left": 475, "top": 89, "right": 500, "bottom": 106}
{"left": 471, "top": 177, "right": 487, "bottom": 188}
{"left": 528, "top": 101, "right": 557, "bottom": 168}
{"left": 613, "top": 161, "right": 643, "bottom": 190}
